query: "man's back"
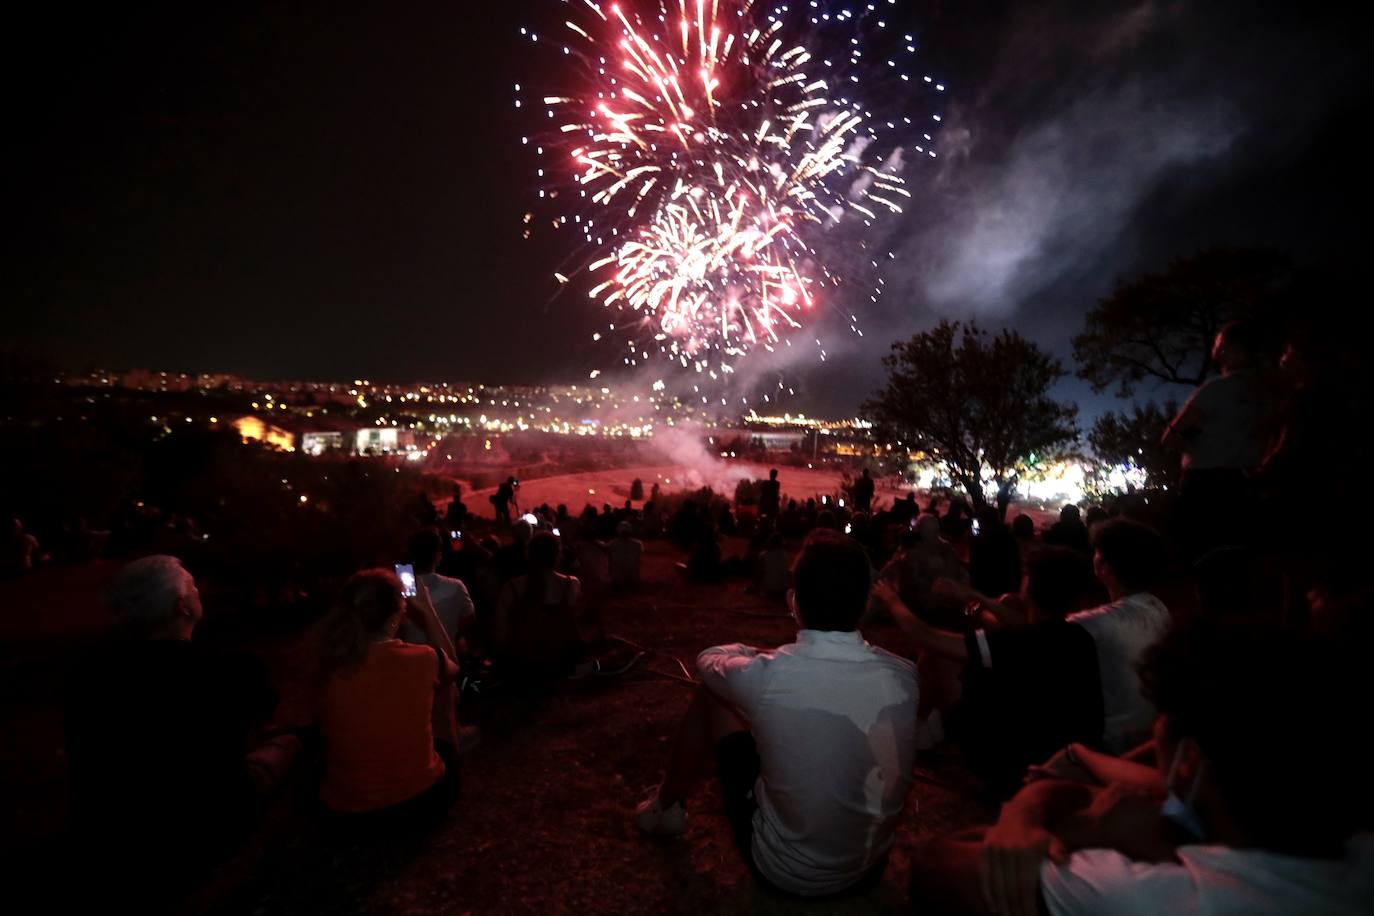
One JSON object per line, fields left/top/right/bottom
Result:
{"left": 697, "top": 631, "right": 918, "bottom": 895}
{"left": 1067, "top": 592, "right": 1171, "bottom": 751}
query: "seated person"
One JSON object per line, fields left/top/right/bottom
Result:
{"left": 754, "top": 532, "right": 791, "bottom": 598}
{"left": 65, "top": 556, "right": 301, "bottom": 899}
{"left": 940, "top": 548, "right": 1100, "bottom": 794}
{"left": 317, "top": 569, "right": 462, "bottom": 825}
{"left": 495, "top": 532, "right": 589, "bottom": 676}
{"left": 634, "top": 535, "right": 918, "bottom": 897}
{"left": 872, "top": 519, "right": 1172, "bottom": 756}
{"left": 683, "top": 528, "right": 724, "bottom": 581}
{"left": 398, "top": 528, "right": 477, "bottom": 650}
{"left": 910, "top": 621, "right": 1374, "bottom": 915}
{"left": 605, "top": 521, "right": 644, "bottom": 586}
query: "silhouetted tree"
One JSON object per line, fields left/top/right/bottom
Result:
{"left": 1072, "top": 248, "right": 1289, "bottom": 397}
{"left": 864, "top": 321, "right": 1079, "bottom": 516}
{"left": 1088, "top": 400, "right": 1179, "bottom": 490}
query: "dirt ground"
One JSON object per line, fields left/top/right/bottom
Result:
{"left": 1, "top": 536, "right": 995, "bottom": 915}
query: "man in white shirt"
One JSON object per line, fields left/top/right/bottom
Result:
{"left": 398, "top": 528, "right": 476, "bottom": 647}
{"left": 1162, "top": 320, "right": 1276, "bottom": 557}
{"left": 910, "top": 623, "right": 1373, "bottom": 916}
{"left": 634, "top": 532, "right": 918, "bottom": 897}
{"left": 1065, "top": 519, "right": 1171, "bottom": 752}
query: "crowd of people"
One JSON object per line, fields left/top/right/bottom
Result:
{"left": 26, "top": 321, "right": 1373, "bottom": 912}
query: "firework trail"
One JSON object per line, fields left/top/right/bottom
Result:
{"left": 518, "top": 0, "right": 944, "bottom": 383}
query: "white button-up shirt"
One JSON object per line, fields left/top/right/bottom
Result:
{"left": 697, "top": 629, "right": 919, "bottom": 895}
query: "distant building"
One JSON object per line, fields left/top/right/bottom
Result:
{"left": 301, "top": 431, "right": 345, "bottom": 455}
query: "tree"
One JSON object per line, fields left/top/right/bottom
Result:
{"left": 1088, "top": 400, "right": 1179, "bottom": 490}
{"left": 863, "top": 320, "right": 1079, "bottom": 516}
{"left": 1072, "top": 248, "right": 1289, "bottom": 397}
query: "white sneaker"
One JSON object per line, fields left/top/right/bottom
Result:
{"left": 914, "top": 710, "right": 945, "bottom": 751}
{"left": 633, "top": 790, "right": 688, "bottom": 837}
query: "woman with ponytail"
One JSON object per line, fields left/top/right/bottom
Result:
{"left": 317, "top": 568, "right": 461, "bottom": 825}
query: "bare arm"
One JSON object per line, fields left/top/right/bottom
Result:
{"left": 871, "top": 580, "right": 969, "bottom": 662}
{"left": 934, "top": 578, "right": 1029, "bottom": 629}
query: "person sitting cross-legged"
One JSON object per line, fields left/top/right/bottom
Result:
{"left": 634, "top": 532, "right": 918, "bottom": 898}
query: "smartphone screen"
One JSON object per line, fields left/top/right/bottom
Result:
{"left": 450, "top": 530, "right": 461, "bottom": 539}
{"left": 394, "top": 563, "right": 417, "bottom": 597}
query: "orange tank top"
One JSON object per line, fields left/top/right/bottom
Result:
{"left": 320, "top": 640, "right": 445, "bottom": 812}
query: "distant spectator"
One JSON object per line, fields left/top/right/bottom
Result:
{"left": 65, "top": 556, "right": 301, "bottom": 897}
{"left": 1084, "top": 506, "right": 1108, "bottom": 532}
{"left": 317, "top": 569, "right": 462, "bottom": 823}
{"left": 495, "top": 532, "right": 587, "bottom": 677}
{"left": 875, "top": 519, "right": 1172, "bottom": 755}
{"left": 1044, "top": 505, "right": 1091, "bottom": 555}
{"left": 892, "top": 492, "right": 919, "bottom": 527}
{"left": 969, "top": 507, "right": 1022, "bottom": 599}
{"left": 1163, "top": 320, "right": 1275, "bottom": 557}
{"left": 444, "top": 486, "right": 469, "bottom": 531}
{"left": 412, "top": 490, "right": 439, "bottom": 528}
{"left": 878, "top": 514, "right": 969, "bottom": 625}
{"left": 635, "top": 535, "right": 918, "bottom": 897}
{"left": 759, "top": 468, "right": 782, "bottom": 517}
{"left": 719, "top": 504, "right": 737, "bottom": 536}
{"left": 853, "top": 468, "right": 876, "bottom": 514}
{"left": 685, "top": 528, "right": 724, "bottom": 581}
{"left": 398, "top": 528, "right": 476, "bottom": 649}
{"left": 491, "top": 476, "right": 518, "bottom": 527}
{"left": 606, "top": 521, "right": 644, "bottom": 586}
{"left": 922, "top": 548, "right": 1100, "bottom": 792}
{"left": 2, "top": 517, "right": 42, "bottom": 576}
{"left": 574, "top": 534, "right": 611, "bottom": 588}
{"left": 641, "top": 501, "right": 664, "bottom": 538}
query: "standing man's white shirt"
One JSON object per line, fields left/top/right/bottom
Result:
{"left": 1176, "top": 370, "right": 1271, "bottom": 470}
{"left": 1067, "top": 593, "right": 1171, "bottom": 752}
{"left": 399, "top": 571, "right": 474, "bottom": 644}
{"left": 696, "top": 630, "right": 918, "bottom": 896}
{"left": 1040, "top": 834, "right": 1374, "bottom": 916}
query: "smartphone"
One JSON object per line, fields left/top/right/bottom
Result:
{"left": 394, "top": 563, "right": 417, "bottom": 598}
{"left": 522, "top": 512, "right": 538, "bottom": 526}
{"left": 552, "top": 527, "right": 561, "bottom": 536}
{"left": 972, "top": 519, "right": 982, "bottom": 535}
{"left": 450, "top": 530, "right": 461, "bottom": 540}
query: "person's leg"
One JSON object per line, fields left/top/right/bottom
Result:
{"left": 659, "top": 685, "right": 749, "bottom": 806}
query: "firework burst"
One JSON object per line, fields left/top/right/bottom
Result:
{"left": 520, "top": 0, "right": 944, "bottom": 378}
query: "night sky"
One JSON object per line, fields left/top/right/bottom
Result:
{"left": 10, "top": 1, "right": 1370, "bottom": 419}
